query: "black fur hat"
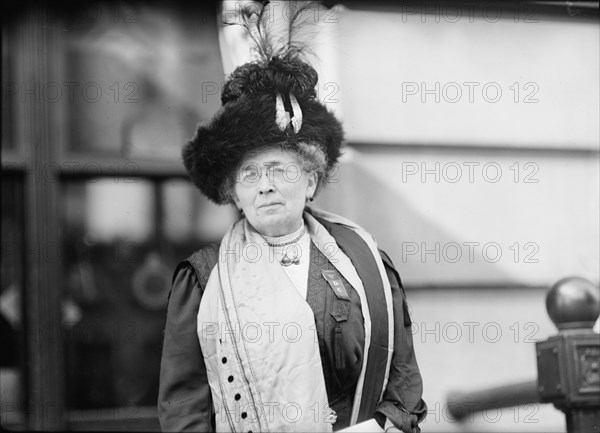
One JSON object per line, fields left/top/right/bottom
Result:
{"left": 182, "top": 3, "right": 344, "bottom": 204}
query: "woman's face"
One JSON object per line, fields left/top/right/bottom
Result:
{"left": 233, "top": 148, "right": 317, "bottom": 236}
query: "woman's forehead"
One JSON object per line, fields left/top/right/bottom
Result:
{"left": 239, "top": 148, "right": 297, "bottom": 166}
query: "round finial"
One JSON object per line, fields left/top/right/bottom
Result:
{"left": 546, "top": 277, "right": 600, "bottom": 330}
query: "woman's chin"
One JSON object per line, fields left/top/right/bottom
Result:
{"left": 251, "top": 214, "right": 297, "bottom": 236}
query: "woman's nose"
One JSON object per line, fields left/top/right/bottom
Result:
{"left": 257, "top": 170, "right": 275, "bottom": 194}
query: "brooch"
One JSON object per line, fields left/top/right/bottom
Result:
{"left": 280, "top": 245, "right": 300, "bottom": 266}
{"left": 325, "top": 408, "right": 337, "bottom": 425}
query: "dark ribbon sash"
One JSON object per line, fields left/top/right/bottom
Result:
{"left": 311, "top": 213, "right": 390, "bottom": 422}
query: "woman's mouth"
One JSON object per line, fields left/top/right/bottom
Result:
{"left": 259, "top": 202, "right": 283, "bottom": 209}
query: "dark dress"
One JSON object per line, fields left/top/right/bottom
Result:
{"left": 158, "top": 218, "right": 427, "bottom": 432}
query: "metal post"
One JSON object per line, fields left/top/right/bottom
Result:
{"left": 536, "top": 277, "right": 600, "bottom": 433}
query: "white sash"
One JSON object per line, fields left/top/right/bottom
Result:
{"left": 198, "top": 218, "right": 333, "bottom": 432}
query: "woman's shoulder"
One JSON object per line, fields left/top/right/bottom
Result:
{"left": 377, "top": 248, "right": 395, "bottom": 269}
{"left": 172, "top": 242, "right": 220, "bottom": 289}
{"left": 185, "top": 242, "right": 220, "bottom": 272}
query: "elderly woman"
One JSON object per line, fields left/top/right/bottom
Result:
{"left": 158, "top": 4, "right": 426, "bottom": 433}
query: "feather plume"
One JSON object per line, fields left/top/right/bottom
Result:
{"left": 240, "top": 1, "right": 320, "bottom": 63}
{"left": 221, "top": 1, "right": 322, "bottom": 104}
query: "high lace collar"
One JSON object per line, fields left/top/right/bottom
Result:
{"left": 261, "top": 221, "right": 306, "bottom": 247}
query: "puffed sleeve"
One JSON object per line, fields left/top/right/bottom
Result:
{"left": 158, "top": 261, "right": 214, "bottom": 432}
{"left": 374, "top": 250, "right": 427, "bottom": 433}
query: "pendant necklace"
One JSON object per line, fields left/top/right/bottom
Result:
{"left": 265, "top": 226, "right": 305, "bottom": 266}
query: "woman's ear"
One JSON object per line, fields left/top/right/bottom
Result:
{"left": 232, "top": 193, "right": 241, "bottom": 209}
{"left": 306, "top": 171, "right": 318, "bottom": 199}
{"left": 230, "top": 184, "right": 242, "bottom": 209}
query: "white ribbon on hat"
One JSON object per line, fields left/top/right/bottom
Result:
{"left": 275, "top": 92, "right": 303, "bottom": 133}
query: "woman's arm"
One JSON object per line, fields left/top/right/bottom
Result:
{"left": 375, "top": 250, "right": 427, "bottom": 433}
{"left": 158, "top": 261, "right": 214, "bottom": 432}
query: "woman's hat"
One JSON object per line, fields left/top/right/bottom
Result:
{"left": 182, "top": 2, "right": 344, "bottom": 204}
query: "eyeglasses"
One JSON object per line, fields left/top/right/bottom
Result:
{"left": 236, "top": 163, "right": 304, "bottom": 187}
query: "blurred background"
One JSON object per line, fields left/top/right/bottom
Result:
{"left": 1, "top": 1, "right": 598, "bottom": 431}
